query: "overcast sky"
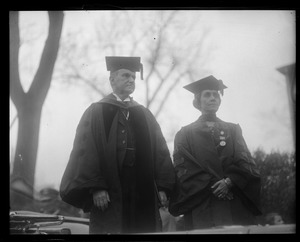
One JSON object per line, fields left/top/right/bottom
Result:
{"left": 10, "top": 10, "right": 295, "bottom": 191}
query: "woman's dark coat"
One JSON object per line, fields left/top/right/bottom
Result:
{"left": 169, "top": 115, "right": 261, "bottom": 227}
{"left": 59, "top": 94, "right": 175, "bottom": 233}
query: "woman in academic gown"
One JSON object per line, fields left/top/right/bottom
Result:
{"left": 169, "top": 75, "right": 262, "bottom": 230}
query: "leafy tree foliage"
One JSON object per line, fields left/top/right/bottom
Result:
{"left": 253, "top": 148, "right": 295, "bottom": 224}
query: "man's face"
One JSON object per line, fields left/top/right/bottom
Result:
{"left": 110, "top": 69, "right": 136, "bottom": 96}
{"left": 198, "top": 89, "right": 221, "bottom": 114}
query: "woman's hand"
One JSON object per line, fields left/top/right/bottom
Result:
{"left": 211, "top": 178, "right": 233, "bottom": 200}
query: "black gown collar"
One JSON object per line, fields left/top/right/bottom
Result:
{"left": 98, "top": 93, "right": 141, "bottom": 108}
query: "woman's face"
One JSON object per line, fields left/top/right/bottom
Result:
{"left": 197, "top": 89, "right": 221, "bottom": 114}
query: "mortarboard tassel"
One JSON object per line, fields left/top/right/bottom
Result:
{"left": 140, "top": 63, "right": 144, "bottom": 80}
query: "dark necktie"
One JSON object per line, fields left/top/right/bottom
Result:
{"left": 121, "top": 101, "right": 130, "bottom": 120}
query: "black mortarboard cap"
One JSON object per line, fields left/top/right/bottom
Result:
{"left": 105, "top": 56, "right": 144, "bottom": 80}
{"left": 183, "top": 75, "right": 227, "bottom": 95}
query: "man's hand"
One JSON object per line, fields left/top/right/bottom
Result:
{"left": 93, "top": 190, "right": 110, "bottom": 211}
{"left": 159, "top": 191, "right": 168, "bottom": 208}
{"left": 211, "top": 179, "right": 233, "bottom": 200}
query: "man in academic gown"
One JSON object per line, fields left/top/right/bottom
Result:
{"left": 60, "top": 56, "right": 175, "bottom": 234}
{"left": 169, "top": 75, "right": 261, "bottom": 230}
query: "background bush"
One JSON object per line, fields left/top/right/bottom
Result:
{"left": 253, "top": 148, "right": 296, "bottom": 224}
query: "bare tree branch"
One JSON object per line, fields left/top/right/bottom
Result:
{"left": 10, "top": 11, "right": 25, "bottom": 108}
{"left": 28, "top": 11, "right": 64, "bottom": 105}
{"left": 144, "top": 33, "right": 163, "bottom": 107}
{"left": 147, "top": 62, "right": 177, "bottom": 107}
{"left": 143, "top": 11, "right": 180, "bottom": 107}
{"left": 59, "top": 47, "right": 107, "bottom": 96}
{"left": 67, "top": 73, "right": 107, "bottom": 97}
{"left": 154, "top": 71, "right": 187, "bottom": 117}
{"left": 125, "top": 13, "right": 157, "bottom": 56}
{"left": 56, "top": 11, "right": 214, "bottom": 120}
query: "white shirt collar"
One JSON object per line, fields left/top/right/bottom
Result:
{"left": 112, "top": 93, "right": 131, "bottom": 102}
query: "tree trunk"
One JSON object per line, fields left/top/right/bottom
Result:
{"left": 11, "top": 101, "right": 43, "bottom": 194}
{"left": 10, "top": 11, "right": 64, "bottom": 204}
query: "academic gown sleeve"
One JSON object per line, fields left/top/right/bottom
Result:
{"left": 59, "top": 104, "right": 108, "bottom": 212}
{"left": 152, "top": 114, "right": 176, "bottom": 197}
{"left": 139, "top": 108, "right": 175, "bottom": 198}
{"left": 169, "top": 128, "right": 212, "bottom": 216}
{"left": 223, "top": 124, "right": 262, "bottom": 215}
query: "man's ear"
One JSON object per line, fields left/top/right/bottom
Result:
{"left": 109, "top": 75, "right": 115, "bottom": 88}
{"left": 109, "top": 70, "right": 118, "bottom": 82}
